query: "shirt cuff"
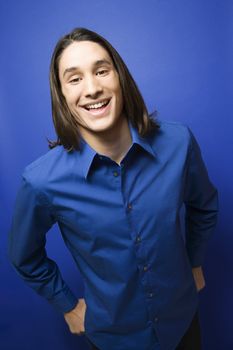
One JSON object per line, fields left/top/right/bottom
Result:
{"left": 47, "top": 286, "right": 78, "bottom": 313}
{"left": 186, "top": 242, "right": 207, "bottom": 268}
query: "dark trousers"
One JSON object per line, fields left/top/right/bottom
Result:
{"left": 86, "top": 311, "right": 202, "bottom": 350}
{"left": 176, "top": 311, "right": 202, "bottom": 349}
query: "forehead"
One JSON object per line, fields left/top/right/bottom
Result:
{"left": 59, "top": 41, "right": 112, "bottom": 73}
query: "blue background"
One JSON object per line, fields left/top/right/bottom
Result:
{"left": 1, "top": 0, "right": 232, "bottom": 349}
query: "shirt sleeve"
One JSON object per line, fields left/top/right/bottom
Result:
{"left": 184, "top": 129, "right": 218, "bottom": 267}
{"left": 8, "top": 175, "right": 78, "bottom": 313}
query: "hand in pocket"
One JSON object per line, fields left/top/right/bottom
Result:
{"left": 192, "top": 266, "right": 206, "bottom": 292}
{"left": 64, "top": 298, "right": 87, "bottom": 335}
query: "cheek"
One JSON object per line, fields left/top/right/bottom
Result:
{"left": 105, "top": 73, "right": 121, "bottom": 92}
{"left": 63, "top": 88, "right": 80, "bottom": 105}
{"left": 61, "top": 86, "right": 70, "bottom": 103}
{"left": 109, "top": 79, "right": 123, "bottom": 103}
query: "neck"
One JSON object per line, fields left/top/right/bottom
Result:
{"left": 80, "top": 117, "right": 132, "bottom": 165}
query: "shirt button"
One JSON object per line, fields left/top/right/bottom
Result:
{"left": 127, "top": 203, "right": 132, "bottom": 210}
{"left": 113, "top": 171, "right": 119, "bottom": 177}
{"left": 143, "top": 265, "right": 148, "bottom": 272}
{"left": 154, "top": 317, "right": 159, "bottom": 322}
{"left": 135, "top": 235, "right": 141, "bottom": 243}
{"left": 148, "top": 292, "right": 154, "bottom": 298}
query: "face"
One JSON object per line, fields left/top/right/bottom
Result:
{"left": 58, "top": 41, "right": 125, "bottom": 139}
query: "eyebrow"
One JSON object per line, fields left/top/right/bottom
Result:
{"left": 62, "top": 59, "right": 112, "bottom": 78}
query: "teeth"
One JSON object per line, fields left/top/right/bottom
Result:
{"left": 85, "top": 100, "right": 109, "bottom": 110}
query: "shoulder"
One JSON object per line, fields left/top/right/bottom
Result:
{"left": 22, "top": 146, "right": 70, "bottom": 189}
{"left": 155, "top": 116, "right": 191, "bottom": 139}
{"left": 148, "top": 114, "right": 195, "bottom": 158}
{"left": 156, "top": 120, "right": 192, "bottom": 142}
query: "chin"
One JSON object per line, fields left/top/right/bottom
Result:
{"left": 90, "top": 122, "right": 115, "bottom": 134}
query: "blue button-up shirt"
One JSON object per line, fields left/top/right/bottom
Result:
{"left": 9, "top": 117, "right": 218, "bottom": 350}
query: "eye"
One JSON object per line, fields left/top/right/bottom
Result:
{"left": 96, "top": 69, "right": 108, "bottom": 76}
{"left": 69, "top": 77, "right": 82, "bottom": 84}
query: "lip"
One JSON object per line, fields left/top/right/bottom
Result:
{"left": 81, "top": 98, "right": 111, "bottom": 117}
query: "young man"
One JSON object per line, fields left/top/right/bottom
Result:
{"left": 9, "top": 28, "right": 218, "bottom": 350}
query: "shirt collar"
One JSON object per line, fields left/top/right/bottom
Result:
{"left": 78, "top": 139, "right": 97, "bottom": 179}
{"left": 78, "top": 122, "right": 157, "bottom": 179}
{"left": 129, "top": 123, "right": 157, "bottom": 159}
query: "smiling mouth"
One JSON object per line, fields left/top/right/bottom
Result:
{"left": 82, "top": 98, "right": 111, "bottom": 111}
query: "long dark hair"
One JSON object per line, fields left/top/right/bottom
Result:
{"left": 49, "top": 27, "right": 158, "bottom": 151}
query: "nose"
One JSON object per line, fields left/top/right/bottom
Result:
{"left": 83, "top": 75, "right": 103, "bottom": 98}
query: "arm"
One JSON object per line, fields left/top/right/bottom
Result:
{"left": 8, "top": 175, "right": 77, "bottom": 313}
{"left": 184, "top": 129, "right": 218, "bottom": 269}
